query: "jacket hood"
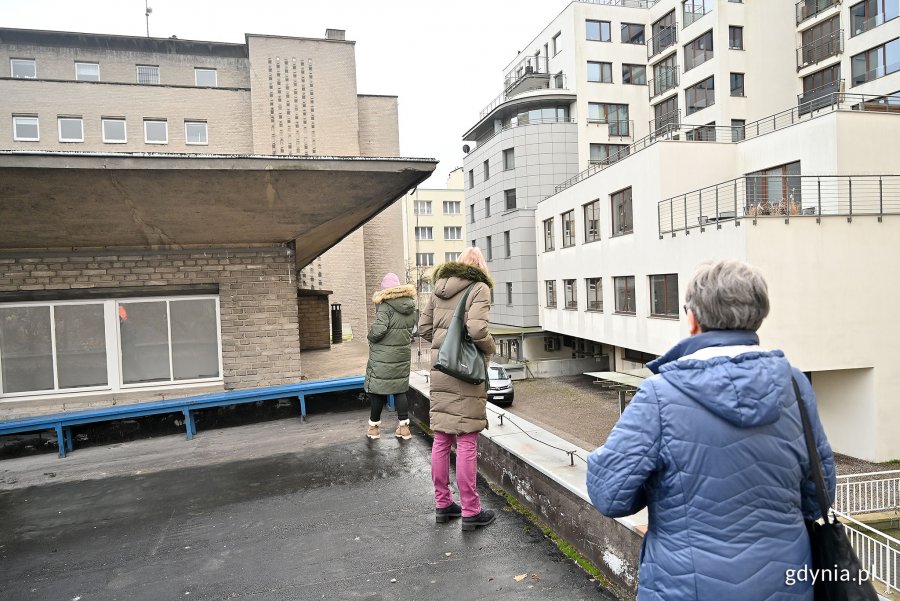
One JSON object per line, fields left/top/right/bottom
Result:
{"left": 654, "top": 331, "right": 792, "bottom": 428}
{"left": 431, "top": 262, "right": 493, "bottom": 300}
{"left": 372, "top": 284, "right": 416, "bottom": 306}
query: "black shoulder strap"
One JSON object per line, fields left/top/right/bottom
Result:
{"left": 793, "top": 377, "right": 832, "bottom": 523}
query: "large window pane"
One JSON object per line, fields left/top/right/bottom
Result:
{"left": 0, "top": 306, "right": 54, "bottom": 393}
{"left": 120, "top": 301, "right": 171, "bottom": 384}
{"left": 170, "top": 299, "right": 219, "bottom": 380}
{"left": 55, "top": 304, "right": 107, "bottom": 389}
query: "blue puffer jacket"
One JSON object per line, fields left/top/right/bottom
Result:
{"left": 587, "top": 331, "right": 835, "bottom": 601}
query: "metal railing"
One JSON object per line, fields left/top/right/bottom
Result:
{"left": 647, "top": 25, "right": 678, "bottom": 59}
{"left": 835, "top": 470, "right": 900, "bottom": 515}
{"left": 478, "top": 72, "right": 568, "bottom": 120}
{"left": 649, "top": 109, "right": 681, "bottom": 133}
{"left": 797, "top": 29, "right": 843, "bottom": 70}
{"left": 577, "top": 0, "right": 657, "bottom": 7}
{"left": 835, "top": 510, "right": 900, "bottom": 595}
{"left": 504, "top": 55, "right": 550, "bottom": 93}
{"left": 798, "top": 79, "right": 843, "bottom": 114}
{"left": 474, "top": 117, "right": 576, "bottom": 148}
{"left": 683, "top": 8, "right": 710, "bottom": 28}
{"left": 796, "top": 0, "right": 841, "bottom": 25}
{"left": 649, "top": 67, "right": 679, "bottom": 99}
{"left": 658, "top": 175, "right": 900, "bottom": 236}
{"left": 851, "top": 12, "right": 893, "bottom": 37}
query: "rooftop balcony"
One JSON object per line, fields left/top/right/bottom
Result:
{"left": 647, "top": 25, "right": 678, "bottom": 60}
{"left": 797, "top": 0, "right": 841, "bottom": 25}
{"left": 797, "top": 29, "right": 843, "bottom": 70}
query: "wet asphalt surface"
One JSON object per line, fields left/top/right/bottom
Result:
{"left": 0, "top": 410, "right": 618, "bottom": 601}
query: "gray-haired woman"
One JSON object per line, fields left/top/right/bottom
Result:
{"left": 587, "top": 259, "right": 836, "bottom": 600}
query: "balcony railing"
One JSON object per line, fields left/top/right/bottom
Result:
{"left": 796, "top": 0, "right": 841, "bottom": 25}
{"left": 576, "top": 0, "right": 657, "bottom": 7}
{"left": 851, "top": 11, "right": 894, "bottom": 37}
{"left": 649, "top": 109, "right": 681, "bottom": 133}
{"left": 835, "top": 470, "right": 900, "bottom": 516}
{"left": 798, "top": 79, "right": 843, "bottom": 114}
{"left": 658, "top": 174, "right": 900, "bottom": 236}
{"left": 649, "top": 67, "right": 679, "bottom": 99}
{"left": 478, "top": 72, "right": 568, "bottom": 120}
{"left": 835, "top": 511, "right": 900, "bottom": 595}
{"left": 683, "top": 8, "right": 710, "bottom": 28}
{"left": 647, "top": 25, "right": 678, "bottom": 59}
{"left": 504, "top": 55, "right": 550, "bottom": 94}
{"left": 797, "top": 29, "right": 843, "bottom": 70}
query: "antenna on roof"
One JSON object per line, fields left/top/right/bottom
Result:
{"left": 145, "top": 0, "right": 153, "bottom": 37}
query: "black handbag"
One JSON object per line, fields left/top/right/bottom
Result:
{"left": 793, "top": 378, "right": 879, "bottom": 601}
{"left": 433, "top": 283, "right": 486, "bottom": 385}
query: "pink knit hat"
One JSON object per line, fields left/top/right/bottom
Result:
{"left": 380, "top": 272, "right": 400, "bottom": 289}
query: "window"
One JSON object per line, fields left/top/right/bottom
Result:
{"left": 611, "top": 187, "right": 633, "bottom": 235}
{"left": 590, "top": 143, "right": 630, "bottom": 165}
{"left": 650, "top": 10, "right": 677, "bottom": 57}
{"left": 543, "top": 218, "right": 555, "bottom": 251}
{"left": 12, "top": 116, "right": 39, "bottom": 141}
{"left": 649, "top": 274, "right": 680, "bottom": 317}
{"left": 564, "top": 280, "right": 578, "bottom": 309}
{"left": 136, "top": 65, "right": 160, "bottom": 84}
{"left": 746, "top": 161, "right": 802, "bottom": 214}
{"left": 468, "top": 169, "right": 474, "bottom": 189}
{"left": 652, "top": 54, "right": 679, "bottom": 97}
{"left": 414, "top": 200, "right": 432, "bottom": 215}
{"left": 485, "top": 236, "right": 493, "bottom": 261}
{"left": 588, "top": 61, "right": 613, "bottom": 83}
{"left": 653, "top": 96, "right": 680, "bottom": 131}
{"left": 803, "top": 64, "right": 841, "bottom": 93}
{"left": 801, "top": 16, "right": 841, "bottom": 66}
{"left": 420, "top": 280, "right": 433, "bottom": 294}
{"left": 415, "top": 226, "right": 433, "bottom": 240}
{"left": 728, "top": 26, "right": 744, "bottom": 49}
{"left": 686, "top": 76, "right": 715, "bottom": 115}
{"left": 730, "top": 72, "right": 745, "bottom": 96}
{"left": 561, "top": 210, "right": 576, "bottom": 247}
{"left": 686, "top": 122, "right": 717, "bottom": 142}
{"left": 586, "top": 278, "right": 603, "bottom": 311}
{"left": 444, "top": 226, "right": 462, "bottom": 240}
{"left": 471, "top": 239, "right": 476, "bottom": 248}
{"left": 10, "top": 58, "right": 36, "bottom": 79}
{"left": 102, "top": 118, "right": 127, "bottom": 143}
{"left": 504, "top": 231, "right": 511, "bottom": 257}
{"left": 622, "top": 64, "right": 647, "bottom": 85}
{"left": 445, "top": 252, "right": 461, "bottom": 262}
{"left": 546, "top": 281, "right": 557, "bottom": 308}
{"left": 185, "top": 121, "right": 208, "bottom": 145}
{"left": 621, "top": 23, "right": 645, "bottom": 44}
{"left": 0, "top": 297, "right": 221, "bottom": 396}
{"left": 483, "top": 159, "right": 490, "bottom": 181}
{"left": 851, "top": 39, "right": 900, "bottom": 85}
{"left": 415, "top": 253, "right": 434, "bottom": 267}
{"left": 683, "top": 0, "right": 713, "bottom": 26}
{"left": 503, "top": 147, "right": 515, "bottom": 170}
{"left": 504, "top": 189, "right": 517, "bottom": 210}
{"left": 851, "top": 0, "right": 899, "bottom": 37}
{"left": 588, "top": 103, "right": 629, "bottom": 135}
{"left": 506, "top": 283, "right": 513, "bottom": 305}
{"left": 684, "top": 30, "right": 714, "bottom": 71}
{"left": 586, "top": 20, "right": 612, "bottom": 42}
{"left": 143, "top": 120, "right": 168, "bottom": 144}
{"left": 442, "top": 201, "right": 459, "bottom": 214}
{"left": 469, "top": 204, "right": 475, "bottom": 224}
{"left": 552, "top": 32, "right": 562, "bottom": 55}
{"left": 194, "top": 68, "right": 217, "bottom": 87}
{"left": 584, "top": 200, "right": 600, "bottom": 242}
{"left": 731, "top": 119, "right": 746, "bottom": 142}
{"left": 57, "top": 117, "right": 84, "bottom": 142}
{"left": 485, "top": 197, "right": 491, "bottom": 218}
{"left": 614, "top": 276, "right": 636, "bottom": 314}
{"left": 75, "top": 62, "right": 100, "bottom": 81}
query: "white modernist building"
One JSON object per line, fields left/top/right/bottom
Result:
{"left": 524, "top": 0, "right": 900, "bottom": 461}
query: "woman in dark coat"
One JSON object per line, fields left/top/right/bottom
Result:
{"left": 365, "top": 273, "right": 417, "bottom": 440}
{"left": 418, "top": 247, "right": 496, "bottom": 531}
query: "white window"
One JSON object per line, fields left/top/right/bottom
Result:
{"left": 144, "top": 120, "right": 168, "bottom": 144}
{"left": 11, "top": 58, "right": 36, "bottom": 79}
{"left": 102, "top": 118, "right": 127, "bottom": 143}
{"left": 75, "top": 62, "right": 100, "bottom": 81}
{"left": 414, "top": 200, "right": 432, "bottom": 215}
{"left": 443, "top": 201, "right": 460, "bottom": 214}
{"left": 445, "top": 252, "right": 461, "bottom": 262}
{"left": 57, "top": 117, "right": 84, "bottom": 143}
{"left": 136, "top": 65, "right": 160, "bottom": 84}
{"left": 194, "top": 68, "right": 217, "bottom": 87}
{"left": 184, "top": 121, "right": 208, "bottom": 145}
{"left": 0, "top": 296, "right": 222, "bottom": 398}
{"left": 444, "top": 226, "right": 462, "bottom": 240}
{"left": 12, "top": 116, "right": 39, "bottom": 141}
{"left": 415, "top": 226, "right": 433, "bottom": 240}
{"left": 415, "top": 253, "right": 434, "bottom": 267}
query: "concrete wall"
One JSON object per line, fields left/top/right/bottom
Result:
{"left": 297, "top": 292, "right": 332, "bottom": 351}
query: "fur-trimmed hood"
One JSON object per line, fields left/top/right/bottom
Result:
{"left": 430, "top": 262, "right": 494, "bottom": 289}
{"left": 372, "top": 283, "right": 417, "bottom": 305}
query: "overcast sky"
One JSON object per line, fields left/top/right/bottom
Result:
{"left": 3, "top": 0, "right": 570, "bottom": 186}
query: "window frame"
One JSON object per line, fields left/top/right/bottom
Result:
{"left": 136, "top": 64, "right": 160, "bottom": 85}
{"left": 143, "top": 119, "right": 168, "bottom": 144}
{"left": 184, "top": 120, "right": 208, "bottom": 146}
{"left": 563, "top": 279, "right": 578, "bottom": 310}
{"left": 442, "top": 200, "right": 459, "bottom": 214}
{"left": 504, "top": 189, "right": 517, "bottom": 211}
{"left": 414, "top": 226, "right": 434, "bottom": 241}
{"left": 587, "top": 61, "right": 614, "bottom": 83}
{"left": 102, "top": 118, "right": 128, "bottom": 144}
{"left": 586, "top": 278, "right": 603, "bottom": 312}
{"left": 621, "top": 22, "right": 646, "bottom": 44}
{"left": 584, "top": 200, "right": 601, "bottom": 242}
{"left": 194, "top": 68, "right": 218, "bottom": 87}
{"left": 414, "top": 200, "right": 433, "bottom": 215}
{"left": 686, "top": 76, "right": 716, "bottom": 115}
{"left": 611, "top": 187, "right": 634, "bottom": 236}
{"left": 622, "top": 63, "right": 647, "bottom": 85}
{"left": 561, "top": 210, "right": 576, "bottom": 247}
{"left": 485, "top": 197, "right": 491, "bottom": 218}
{"left": 415, "top": 252, "right": 435, "bottom": 267}
{"left": 543, "top": 218, "right": 555, "bottom": 251}
{"left": 444, "top": 226, "right": 462, "bottom": 241}
{"left": 75, "top": 62, "right": 100, "bottom": 81}
{"left": 649, "top": 274, "right": 680, "bottom": 318}
{"left": 728, "top": 25, "right": 744, "bottom": 50}
{"left": 485, "top": 236, "right": 493, "bottom": 261}
{"left": 12, "top": 115, "right": 40, "bottom": 142}
{"left": 10, "top": 58, "right": 36, "bottom": 79}
{"left": 613, "top": 276, "right": 636, "bottom": 315}
{"left": 503, "top": 231, "right": 511, "bottom": 258}
{"left": 57, "top": 116, "right": 84, "bottom": 143}
{"left": 483, "top": 159, "right": 490, "bottom": 181}
{"left": 730, "top": 72, "right": 745, "bottom": 96}
{"left": 545, "top": 280, "right": 557, "bottom": 308}
{"left": 684, "top": 29, "right": 715, "bottom": 72}
{"left": 506, "top": 282, "right": 514, "bottom": 306}
{"left": 586, "top": 20, "right": 612, "bottom": 42}
{"left": 445, "top": 252, "right": 461, "bottom": 263}
{"left": 503, "top": 147, "right": 515, "bottom": 170}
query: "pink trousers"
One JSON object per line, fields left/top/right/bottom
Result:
{"left": 431, "top": 431, "right": 481, "bottom": 517}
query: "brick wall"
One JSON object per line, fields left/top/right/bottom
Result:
{"left": 297, "top": 291, "right": 331, "bottom": 351}
{"left": 0, "top": 247, "right": 302, "bottom": 397}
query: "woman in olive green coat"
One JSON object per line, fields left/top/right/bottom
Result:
{"left": 365, "top": 273, "right": 418, "bottom": 440}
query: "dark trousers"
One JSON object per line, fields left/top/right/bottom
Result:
{"left": 369, "top": 392, "right": 408, "bottom": 422}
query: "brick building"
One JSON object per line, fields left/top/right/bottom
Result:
{"left": 0, "top": 27, "right": 435, "bottom": 411}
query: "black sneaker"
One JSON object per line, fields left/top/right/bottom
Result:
{"left": 461, "top": 509, "right": 496, "bottom": 531}
{"left": 435, "top": 502, "right": 462, "bottom": 523}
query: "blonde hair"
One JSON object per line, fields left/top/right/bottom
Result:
{"left": 458, "top": 246, "right": 489, "bottom": 273}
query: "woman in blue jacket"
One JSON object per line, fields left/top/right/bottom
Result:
{"left": 587, "top": 260, "right": 835, "bottom": 601}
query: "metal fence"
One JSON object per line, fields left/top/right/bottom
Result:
{"left": 797, "top": 30, "right": 843, "bottom": 70}
{"left": 835, "top": 510, "right": 900, "bottom": 595}
{"left": 835, "top": 470, "right": 900, "bottom": 516}
{"left": 577, "top": 0, "right": 657, "bottom": 7}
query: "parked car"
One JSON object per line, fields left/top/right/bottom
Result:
{"left": 487, "top": 362, "right": 514, "bottom": 406}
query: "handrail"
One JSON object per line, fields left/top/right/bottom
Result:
{"left": 797, "top": 29, "right": 843, "bottom": 70}
{"left": 835, "top": 470, "right": 900, "bottom": 515}
{"left": 647, "top": 25, "right": 678, "bottom": 59}
{"left": 576, "top": 0, "right": 657, "bottom": 7}
{"left": 834, "top": 509, "right": 900, "bottom": 594}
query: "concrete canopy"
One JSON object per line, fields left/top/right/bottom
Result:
{"left": 0, "top": 151, "right": 437, "bottom": 267}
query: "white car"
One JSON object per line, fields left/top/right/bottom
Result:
{"left": 487, "top": 363, "right": 514, "bottom": 406}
